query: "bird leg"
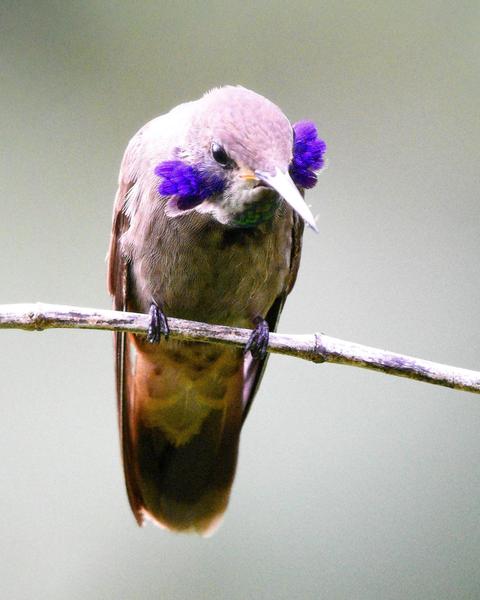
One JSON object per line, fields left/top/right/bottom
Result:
{"left": 147, "top": 301, "right": 170, "bottom": 343}
{"left": 244, "top": 316, "right": 269, "bottom": 360}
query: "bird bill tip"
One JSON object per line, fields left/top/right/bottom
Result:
{"left": 256, "top": 168, "right": 319, "bottom": 231}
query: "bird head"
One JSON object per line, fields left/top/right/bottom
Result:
{"left": 155, "top": 86, "right": 326, "bottom": 230}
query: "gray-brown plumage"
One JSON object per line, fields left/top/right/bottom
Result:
{"left": 107, "top": 86, "right": 316, "bottom": 534}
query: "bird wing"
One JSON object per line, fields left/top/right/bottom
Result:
{"left": 107, "top": 136, "right": 145, "bottom": 524}
{"left": 242, "top": 211, "right": 304, "bottom": 422}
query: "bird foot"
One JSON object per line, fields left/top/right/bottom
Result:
{"left": 244, "top": 317, "right": 269, "bottom": 360}
{"left": 147, "top": 302, "right": 170, "bottom": 343}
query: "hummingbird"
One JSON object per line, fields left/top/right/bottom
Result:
{"left": 107, "top": 85, "right": 326, "bottom": 534}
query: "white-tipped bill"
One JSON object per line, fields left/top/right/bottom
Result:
{"left": 256, "top": 167, "right": 318, "bottom": 231}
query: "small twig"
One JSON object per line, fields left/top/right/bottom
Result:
{"left": 0, "top": 302, "right": 478, "bottom": 394}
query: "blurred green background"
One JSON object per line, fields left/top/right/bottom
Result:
{"left": 1, "top": 2, "right": 479, "bottom": 599}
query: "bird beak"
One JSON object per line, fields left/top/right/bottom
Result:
{"left": 255, "top": 167, "right": 318, "bottom": 232}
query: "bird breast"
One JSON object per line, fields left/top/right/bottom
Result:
{"left": 123, "top": 200, "right": 294, "bottom": 327}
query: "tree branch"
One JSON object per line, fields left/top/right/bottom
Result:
{"left": 0, "top": 302, "right": 478, "bottom": 395}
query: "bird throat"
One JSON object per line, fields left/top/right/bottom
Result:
{"left": 230, "top": 193, "right": 280, "bottom": 228}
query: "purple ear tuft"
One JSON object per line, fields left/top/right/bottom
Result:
{"left": 155, "top": 160, "right": 225, "bottom": 210}
{"left": 290, "top": 121, "right": 327, "bottom": 189}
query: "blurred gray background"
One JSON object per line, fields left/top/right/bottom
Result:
{"left": 1, "top": 2, "right": 479, "bottom": 599}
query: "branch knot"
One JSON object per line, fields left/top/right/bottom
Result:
{"left": 312, "top": 332, "right": 326, "bottom": 363}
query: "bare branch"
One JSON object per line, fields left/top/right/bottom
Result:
{"left": 0, "top": 302, "right": 478, "bottom": 395}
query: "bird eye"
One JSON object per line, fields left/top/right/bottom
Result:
{"left": 211, "top": 143, "right": 233, "bottom": 168}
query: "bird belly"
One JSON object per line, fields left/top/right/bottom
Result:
{"left": 132, "top": 338, "right": 241, "bottom": 446}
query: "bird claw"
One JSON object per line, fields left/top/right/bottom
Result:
{"left": 244, "top": 317, "right": 269, "bottom": 360}
{"left": 147, "top": 302, "right": 170, "bottom": 343}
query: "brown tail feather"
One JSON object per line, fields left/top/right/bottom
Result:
{"left": 120, "top": 336, "right": 244, "bottom": 534}
{"left": 115, "top": 330, "right": 144, "bottom": 525}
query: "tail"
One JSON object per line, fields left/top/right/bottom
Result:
{"left": 119, "top": 335, "right": 244, "bottom": 535}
